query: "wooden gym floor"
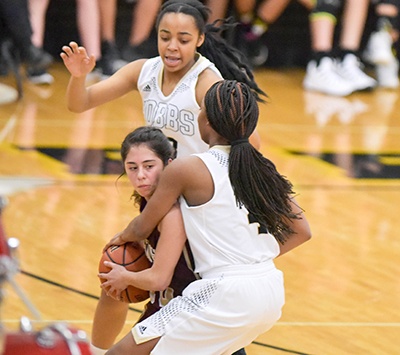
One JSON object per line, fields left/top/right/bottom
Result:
{"left": 0, "top": 62, "right": 399, "bottom": 355}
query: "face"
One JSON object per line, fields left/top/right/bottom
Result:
{"left": 124, "top": 144, "right": 165, "bottom": 200}
{"left": 157, "top": 12, "right": 205, "bottom": 74}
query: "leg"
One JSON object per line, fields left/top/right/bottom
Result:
{"left": 335, "top": 0, "right": 377, "bottom": 91}
{"left": 303, "top": 0, "right": 355, "bottom": 96}
{"left": 91, "top": 289, "right": 129, "bottom": 353}
{"left": 98, "top": 0, "right": 117, "bottom": 43}
{"left": 27, "top": 0, "right": 50, "bottom": 48}
{"left": 339, "top": 0, "right": 369, "bottom": 51}
{"left": 128, "top": 0, "right": 161, "bottom": 46}
{"left": 121, "top": 0, "right": 160, "bottom": 61}
{"left": 105, "top": 331, "right": 159, "bottom": 355}
{"left": 205, "top": 0, "right": 230, "bottom": 23}
{"left": 76, "top": 0, "right": 101, "bottom": 60}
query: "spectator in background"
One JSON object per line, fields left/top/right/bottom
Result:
{"left": 28, "top": 0, "right": 101, "bottom": 84}
{"left": 303, "top": 0, "right": 377, "bottom": 96}
{"left": 205, "top": 0, "right": 314, "bottom": 68}
{"left": 0, "top": 0, "right": 53, "bottom": 79}
{"left": 364, "top": 0, "right": 400, "bottom": 88}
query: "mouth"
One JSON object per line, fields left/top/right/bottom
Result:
{"left": 165, "top": 56, "right": 181, "bottom": 65}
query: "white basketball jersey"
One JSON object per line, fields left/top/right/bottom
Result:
{"left": 137, "top": 54, "right": 222, "bottom": 157}
{"left": 180, "top": 146, "right": 281, "bottom": 276}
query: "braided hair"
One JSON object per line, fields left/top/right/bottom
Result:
{"left": 156, "top": 0, "right": 267, "bottom": 102}
{"left": 204, "top": 80, "right": 299, "bottom": 243}
{"left": 120, "top": 126, "right": 175, "bottom": 206}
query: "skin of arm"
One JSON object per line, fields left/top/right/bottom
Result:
{"left": 99, "top": 203, "right": 187, "bottom": 300}
{"left": 277, "top": 197, "right": 311, "bottom": 257}
{"left": 103, "top": 156, "right": 211, "bottom": 251}
{"left": 60, "top": 42, "right": 146, "bottom": 112}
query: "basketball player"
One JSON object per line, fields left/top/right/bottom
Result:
{"left": 60, "top": 0, "right": 266, "bottom": 157}
{"left": 93, "top": 127, "right": 246, "bottom": 355}
{"left": 103, "top": 80, "right": 312, "bottom": 355}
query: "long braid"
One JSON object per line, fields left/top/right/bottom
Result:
{"left": 156, "top": 0, "right": 267, "bottom": 102}
{"left": 205, "top": 81, "right": 299, "bottom": 243}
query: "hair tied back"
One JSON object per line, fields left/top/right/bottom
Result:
{"left": 230, "top": 138, "right": 249, "bottom": 147}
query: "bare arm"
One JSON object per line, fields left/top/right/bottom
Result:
{"left": 60, "top": 42, "right": 146, "bottom": 112}
{"left": 277, "top": 198, "right": 311, "bottom": 257}
{"left": 99, "top": 204, "right": 187, "bottom": 298}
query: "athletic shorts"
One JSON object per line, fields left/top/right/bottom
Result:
{"left": 132, "top": 261, "right": 285, "bottom": 355}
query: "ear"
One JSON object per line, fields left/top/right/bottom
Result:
{"left": 197, "top": 33, "right": 205, "bottom": 48}
{"left": 167, "top": 158, "right": 173, "bottom": 165}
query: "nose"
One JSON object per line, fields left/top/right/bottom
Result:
{"left": 167, "top": 38, "right": 178, "bottom": 51}
{"left": 137, "top": 167, "right": 145, "bottom": 179}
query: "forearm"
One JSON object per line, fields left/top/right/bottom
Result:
{"left": 125, "top": 268, "right": 171, "bottom": 292}
{"left": 66, "top": 76, "right": 90, "bottom": 112}
{"left": 277, "top": 198, "right": 312, "bottom": 257}
{"left": 121, "top": 215, "right": 154, "bottom": 243}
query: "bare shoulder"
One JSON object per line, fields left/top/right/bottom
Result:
{"left": 195, "top": 68, "right": 222, "bottom": 105}
{"left": 162, "top": 156, "right": 209, "bottom": 187}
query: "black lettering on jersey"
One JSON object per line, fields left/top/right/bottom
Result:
{"left": 248, "top": 213, "right": 269, "bottom": 235}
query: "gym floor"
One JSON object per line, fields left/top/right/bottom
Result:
{"left": 0, "top": 59, "right": 399, "bottom": 354}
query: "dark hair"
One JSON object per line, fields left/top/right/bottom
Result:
{"left": 204, "top": 80, "right": 299, "bottom": 243}
{"left": 156, "top": 0, "right": 267, "bottom": 102}
{"left": 120, "top": 126, "right": 175, "bottom": 205}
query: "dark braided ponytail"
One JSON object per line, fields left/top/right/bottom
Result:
{"left": 204, "top": 80, "right": 299, "bottom": 243}
{"left": 156, "top": 0, "right": 267, "bottom": 102}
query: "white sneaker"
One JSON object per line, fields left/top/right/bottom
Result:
{"left": 27, "top": 67, "right": 54, "bottom": 85}
{"left": 303, "top": 57, "right": 354, "bottom": 96}
{"left": 336, "top": 54, "right": 377, "bottom": 92}
{"left": 364, "top": 29, "right": 394, "bottom": 65}
{"left": 376, "top": 57, "right": 400, "bottom": 89}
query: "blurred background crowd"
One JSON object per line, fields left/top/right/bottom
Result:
{"left": 1, "top": 0, "right": 400, "bottom": 97}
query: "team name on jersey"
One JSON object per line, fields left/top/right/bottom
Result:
{"left": 143, "top": 100, "right": 195, "bottom": 136}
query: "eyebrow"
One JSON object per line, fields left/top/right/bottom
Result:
{"left": 160, "top": 29, "right": 193, "bottom": 36}
{"left": 126, "top": 159, "right": 157, "bottom": 165}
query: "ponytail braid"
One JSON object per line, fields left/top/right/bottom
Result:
{"left": 205, "top": 80, "right": 299, "bottom": 243}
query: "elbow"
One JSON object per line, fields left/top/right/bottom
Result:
{"left": 67, "top": 103, "right": 84, "bottom": 113}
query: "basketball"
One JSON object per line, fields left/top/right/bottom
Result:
{"left": 99, "top": 242, "right": 151, "bottom": 303}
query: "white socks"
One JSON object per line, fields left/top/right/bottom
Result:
{"left": 90, "top": 344, "right": 108, "bottom": 355}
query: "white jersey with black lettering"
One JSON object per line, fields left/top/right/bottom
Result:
{"left": 180, "top": 145, "right": 281, "bottom": 276}
{"left": 137, "top": 54, "right": 222, "bottom": 157}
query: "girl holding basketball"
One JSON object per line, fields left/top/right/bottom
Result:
{"left": 60, "top": 0, "right": 265, "bottom": 157}
{"left": 92, "top": 126, "right": 200, "bottom": 355}
{"left": 103, "top": 80, "right": 312, "bottom": 355}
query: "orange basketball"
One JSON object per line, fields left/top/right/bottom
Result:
{"left": 99, "top": 242, "right": 151, "bottom": 303}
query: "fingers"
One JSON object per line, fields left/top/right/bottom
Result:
{"left": 60, "top": 42, "right": 88, "bottom": 58}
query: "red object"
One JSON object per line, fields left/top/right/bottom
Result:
{"left": 3, "top": 324, "right": 92, "bottom": 355}
{"left": 99, "top": 242, "right": 150, "bottom": 303}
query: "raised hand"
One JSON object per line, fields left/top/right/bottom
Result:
{"left": 60, "top": 41, "right": 96, "bottom": 78}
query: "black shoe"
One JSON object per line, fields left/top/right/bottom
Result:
{"left": 22, "top": 45, "right": 53, "bottom": 70}
{"left": 0, "top": 55, "right": 8, "bottom": 76}
{"left": 98, "top": 41, "right": 128, "bottom": 77}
